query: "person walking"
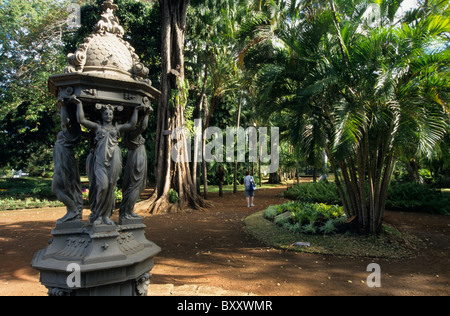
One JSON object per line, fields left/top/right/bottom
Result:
{"left": 244, "top": 171, "right": 256, "bottom": 208}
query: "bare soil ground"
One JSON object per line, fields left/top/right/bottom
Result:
{"left": 0, "top": 186, "right": 448, "bottom": 296}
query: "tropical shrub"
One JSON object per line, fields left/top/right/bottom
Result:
{"left": 265, "top": 201, "right": 347, "bottom": 235}
{"left": 0, "top": 197, "right": 63, "bottom": 211}
{"left": 169, "top": 189, "right": 179, "bottom": 204}
{"left": 114, "top": 188, "right": 123, "bottom": 203}
{"left": 284, "top": 182, "right": 341, "bottom": 205}
{"left": 386, "top": 182, "right": 449, "bottom": 215}
{"left": 247, "top": 0, "right": 449, "bottom": 234}
{"left": 285, "top": 182, "right": 449, "bottom": 215}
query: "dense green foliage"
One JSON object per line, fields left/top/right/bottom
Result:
{"left": 0, "top": 0, "right": 69, "bottom": 172}
{"left": 0, "top": 177, "right": 60, "bottom": 210}
{"left": 264, "top": 201, "right": 347, "bottom": 235}
{"left": 244, "top": 0, "right": 449, "bottom": 233}
{"left": 285, "top": 181, "right": 450, "bottom": 214}
{"left": 386, "top": 182, "right": 449, "bottom": 214}
{"left": 0, "top": 0, "right": 448, "bottom": 227}
{"left": 0, "top": 177, "right": 54, "bottom": 198}
{"left": 284, "top": 181, "right": 341, "bottom": 205}
{"left": 169, "top": 189, "right": 179, "bottom": 204}
{"left": 0, "top": 177, "right": 127, "bottom": 211}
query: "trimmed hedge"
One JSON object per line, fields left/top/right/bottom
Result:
{"left": 284, "top": 181, "right": 449, "bottom": 214}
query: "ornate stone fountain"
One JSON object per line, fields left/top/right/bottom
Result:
{"left": 32, "top": 0, "right": 161, "bottom": 296}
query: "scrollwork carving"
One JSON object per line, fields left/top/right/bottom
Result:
{"left": 135, "top": 273, "right": 151, "bottom": 296}
{"left": 48, "top": 287, "right": 73, "bottom": 297}
{"left": 95, "top": 0, "right": 124, "bottom": 37}
{"left": 132, "top": 63, "right": 149, "bottom": 79}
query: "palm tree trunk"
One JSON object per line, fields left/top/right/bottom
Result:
{"left": 192, "top": 63, "right": 208, "bottom": 192}
{"left": 234, "top": 92, "right": 242, "bottom": 194}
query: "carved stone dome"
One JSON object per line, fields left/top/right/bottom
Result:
{"left": 83, "top": 33, "right": 134, "bottom": 76}
{"left": 65, "top": 0, "right": 149, "bottom": 81}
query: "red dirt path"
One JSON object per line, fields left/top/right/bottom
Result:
{"left": 0, "top": 186, "right": 448, "bottom": 296}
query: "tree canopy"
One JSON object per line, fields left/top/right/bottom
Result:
{"left": 0, "top": 0, "right": 70, "bottom": 172}
{"left": 241, "top": 0, "right": 449, "bottom": 233}
{"left": 0, "top": 0, "right": 448, "bottom": 233}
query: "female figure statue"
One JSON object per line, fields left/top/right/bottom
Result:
{"left": 119, "top": 106, "right": 152, "bottom": 223}
{"left": 53, "top": 102, "right": 83, "bottom": 223}
{"left": 73, "top": 96, "right": 141, "bottom": 226}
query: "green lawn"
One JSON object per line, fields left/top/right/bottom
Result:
{"left": 244, "top": 210, "right": 417, "bottom": 259}
{"left": 0, "top": 177, "right": 54, "bottom": 197}
{"left": 0, "top": 177, "right": 63, "bottom": 210}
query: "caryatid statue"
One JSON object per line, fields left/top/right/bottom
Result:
{"left": 74, "top": 97, "right": 145, "bottom": 226}
{"left": 119, "top": 106, "right": 152, "bottom": 223}
{"left": 48, "top": 0, "right": 159, "bottom": 227}
{"left": 52, "top": 97, "right": 83, "bottom": 224}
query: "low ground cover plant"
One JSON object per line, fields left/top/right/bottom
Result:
{"left": 264, "top": 201, "right": 347, "bottom": 235}
{"left": 0, "top": 197, "right": 63, "bottom": 211}
{"left": 0, "top": 177, "right": 124, "bottom": 211}
{"left": 246, "top": 208, "right": 417, "bottom": 258}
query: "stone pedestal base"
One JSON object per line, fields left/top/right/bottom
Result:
{"left": 31, "top": 218, "right": 160, "bottom": 296}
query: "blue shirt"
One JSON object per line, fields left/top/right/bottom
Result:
{"left": 244, "top": 175, "right": 254, "bottom": 188}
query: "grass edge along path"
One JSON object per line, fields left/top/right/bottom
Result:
{"left": 244, "top": 209, "right": 419, "bottom": 260}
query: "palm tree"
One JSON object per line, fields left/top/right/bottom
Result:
{"left": 244, "top": 0, "right": 449, "bottom": 234}
{"left": 188, "top": 0, "right": 249, "bottom": 198}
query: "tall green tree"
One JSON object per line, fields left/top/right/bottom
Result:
{"left": 245, "top": 0, "right": 449, "bottom": 234}
{"left": 136, "top": 0, "right": 211, "bottom": 214}
{"left": 0, "top": 0, "right": 71, "bottom": 172}
{"left": 186, "top": 0, "right": 247, "bottom": 198}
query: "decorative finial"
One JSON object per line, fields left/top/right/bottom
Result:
{"left": 64, "top": 0, "right": 150, "bottom": 81}
{"left": 95, "top": 0, "right": 124, "bottom": 37}
{"left": 101, "top": 0, "right": 119, "bottom": 12}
